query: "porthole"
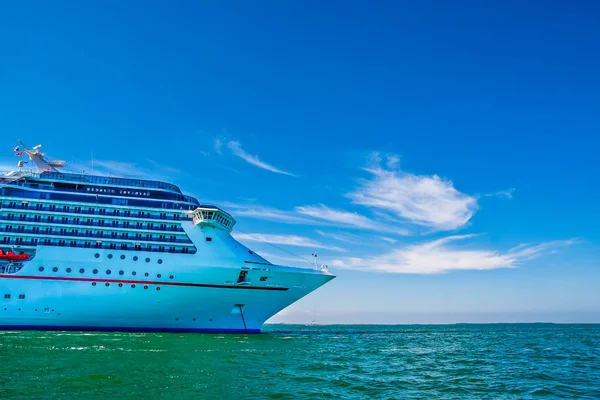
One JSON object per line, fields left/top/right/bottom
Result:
{"left": 192, "top": 318, "right": 196, "bottom": 321}
{"left": 131, "top": 284, "right": 136, "bottom": 288}
{"left": 157, "top": 274, "right": 162, "bottom": 278}
{"left": 93, "top": 269, "right": 98, "bottom": 274}
{"left": 169, "top": 275, "right": 174, "bottom": 279}
{"left": 175, "top": 318, "right": 179, "bottom": 321}
{"left": 119, "top": 270, "right": 124, "bottom": 275}
{"left": 52, "top": 267, "right": 58, "bottom": 272}
{"left": 79, "top": 268, "right": 85, "bottom": 273}
{"left": 106, "top": 270, "right": 111, "bottom": 275}
{"left": 144, "top": 272, "right": 149, "bottom": 277}
{"left": 143, "top": 285, "right": 148, "bottom": 290}
{"left": 92, "top": 282, "right": 97, "bottom": 286}
{"left": 133, "top": 256, "right": 138, "bottom": 261}
{"left": 145, "top": 257, "right": 150, "bottom": 263}
{"left": 66, "top": 268, "right": 72, "bottom": 273}
{"left": 118, "top": 283, "right": 123, "bottom": 287}
{"left": 105, "top": 282, "right": 110, "bottom": 287}
{"left": 108, "top": 254, "right": 113, "bottom": 259}
{"left": 132, "top": 271, "right": 137, "bottom": 276}
{"left": 38, "top": 266, "right": 44, "bottom": 272}
{"left": 94, "top": 253, "right": 100, "bottom": 258}
{"left": 156, "top": 287, "right": 160, "bottom": 291}
{"left": 158, "top": 259, "right": 163, "bottom": 264}
{"left": 120, "top": 255, "right": 125, "bottom": 260}
{"left": 206, "top": 237, "right": 212, "bottom": 242}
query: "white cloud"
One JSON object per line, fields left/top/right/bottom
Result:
{"left": 295, "top": 204, "right": 410, "bottom": 235}
{"left": 485, "top": 188, "right": 516, "bottom": 199}
{"left": 233, "top": 233, "right": 345, "bottom": 252}
{"left": 226, "top": 141, "right": 296, "bottom": 176}
{"left": 88, "top": 160, "right": 150, "bottom": 177}
{"left": 315, "top": 230, "right": 364, "bottom": 243}
{"left": 347, "top": 153, "right": 478, "bottom": 231}
{"left": 220, "top": 201, "right": 408, "bottom": 234}
{"left": 0, "top": 162, "right": 20, "bottom": 173}
{"left": 329, "top": 235, "right": 577, "bottom": 274}
{"left": 214, "top": 138, "right": 223, "bottom": 155}
{"left": 220, "top": 203, "right": 316, "bottom": 225}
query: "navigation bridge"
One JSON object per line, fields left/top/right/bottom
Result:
{"left": 190, "top": 206, "right": 236, "bottom": 231}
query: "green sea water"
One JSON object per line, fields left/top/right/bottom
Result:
{"left": 1, "top": 324, "right": 599, "bottom": 399}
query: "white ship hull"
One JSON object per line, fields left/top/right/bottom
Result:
{"left": 0, "top": 223, "right": 335, "bottom": 333}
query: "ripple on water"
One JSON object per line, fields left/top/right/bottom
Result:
{"left": 0, "top": 324, "right": 599, "bottom": 399}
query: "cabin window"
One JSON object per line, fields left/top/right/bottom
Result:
{"left": 18, "top": 294, "right": 25, "bottom": 299}
{"left": 206, "top": 237, "right": 212, "bottom": 242}
{"left": 4, "top": 294, "right": 10, "bottom": 299}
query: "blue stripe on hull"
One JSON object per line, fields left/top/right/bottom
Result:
{"left": 0, "top": 325, "right": 262, "bottom": 334}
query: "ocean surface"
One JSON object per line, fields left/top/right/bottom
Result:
{"left": 1, "top": 324, "right": 599, "bottom": 399}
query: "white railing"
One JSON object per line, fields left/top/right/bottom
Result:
{"left": 190, "top": 207, "right": 236, "bottom": 231}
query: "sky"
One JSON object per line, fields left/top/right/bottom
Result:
{"left": 0, "top": 1, "right": 599, "bottom": 323}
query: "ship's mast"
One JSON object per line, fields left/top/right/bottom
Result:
{"left": 18, "top": 141, "right": 66, "bottom": 172}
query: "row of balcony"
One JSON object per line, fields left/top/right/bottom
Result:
{"left": 1, "top": 228, "right": 193, "bottom": 244}
{"left": 1, "top": 237, "right": 196, "bottom": 254}
{"left": 0, "top": 215, "right": 183, "bottom": 232}
{"left": 1, "top": 202, "right": 184, "bottom": 221}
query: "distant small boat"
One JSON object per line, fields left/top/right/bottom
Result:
{"left": 0, "top": 251, "right": 30, "bottom": 262}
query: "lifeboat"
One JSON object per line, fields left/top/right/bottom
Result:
{"left": 0, "top": 250, "right": 30, "bottom": 262}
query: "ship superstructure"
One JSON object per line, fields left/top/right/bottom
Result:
{"left": 0, "top": 142, "right": 334, "bottom": 333}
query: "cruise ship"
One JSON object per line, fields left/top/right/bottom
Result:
{"left": 0, "top": 142, "right": 334, "bottom": 333}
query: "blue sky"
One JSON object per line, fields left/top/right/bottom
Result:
{"left": 1, "top": 1, "right": 599, "bottom": 323}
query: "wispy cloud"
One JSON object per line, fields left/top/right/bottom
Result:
{"left": 86, "top": 160, "right": 150, "bottom": 177}
{"left": 213, "top": 138, "right": 223, "bottom": 155}
{"left": 485, "top": 188, "right": 516, "bottom": 199}
{"left": 220, "top": 201, "right": 409, "bottom": 235}
{"left": 315, "top": 230, "right": 364, "bottom": 243}
{"left": 329, "top": 235, "right": 577, "bottom": 274}
{"left": 295, "top": 204, "right": 409, "bottom": 235}
{"left": 226, "top": 141, "right": 296, "bottom": 176}
{"left": 347, "top": 153, "right": 478, "bottom": 231}
{"left": 220, "top": 202, "right": 316, "bottom": 225}
{"left": 233, "top": 233, "right": 345, "bottom": 252}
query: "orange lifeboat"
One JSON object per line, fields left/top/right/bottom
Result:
{"left": 0, "top": 250, "right": 30, "bottom": 262}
